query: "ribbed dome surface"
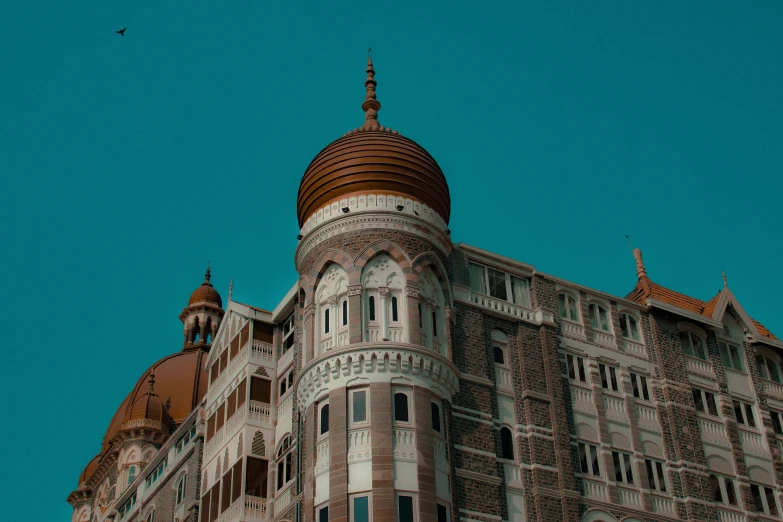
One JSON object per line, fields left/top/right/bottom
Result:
{"left": 78, "top": 455, "right": 100, "bottom": 487}
{"left": 126, "top": 390, "right": 169, "bottom": 425}
{"left": 101, "top": 348, "right": 209, "bottom": 453}
{"left": 188, "top": 283, "right": 222, "bottom": 307}
{"left": 297, "top": 131, "right": 450, "bottom": 227}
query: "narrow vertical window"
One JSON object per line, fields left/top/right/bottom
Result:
{"left": 437, "top": 504, "right": 449, "bottom": 522}
{"left": 391, "top": 296, "right": 399, "bottom": 322}
{"left": 418, "top": 303, "right": 423, "bottom": 328}
{"left": 369, "top": 296, "right": 376, "bottom": 321}
{"left": 352, "top": 390, "right": 367, "bottom": 424}
{"left": 398, "top": 495, "right": 415, "bottom": 522}
{"left": 710, "top": 475, "right": 723, "bottom": 503}
{"left": 318, "top": 506, "right": 329, "bottom": 522}
{"left": 431, "top": 402, "right": 441, "bottom": 433}
{"left": 342, "top": 300, "right": 348, "bottom": 326}
{"left": 493, "top": 346, "right": 505, "bottom": 365}
{"left": 431, "top": 311, "right": 437, "bottom": 337}
{"left": 324, "top": 309, "right": 330, "bottom": 334}
{"left": 724, "top": 478, "right": 738, "bottom": 506}
{"left": 319, "top": 404, "right": 329, "bottom": 436}
{"left": 394, "top": 392, "right": 409, "bottom": 422}
{"left": 500, "top": 427, "right": 514, "bottom": 460}
{"left": 353, "top": 496, "right": 369, "bottom": 522}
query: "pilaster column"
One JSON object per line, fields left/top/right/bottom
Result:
{"left": 414, "top": 387, "right": 438, "bottom": 521}
{"left": 328, "top": 387, "right": 348, "bottom": 522}
{"left": 304, "top": 303, "right": 316, "bottom": 362}
{"left": 370, "top": 383, "right": 395, "bottom": 522}
{"left": 327, "top": 296, "right": 338, "bottom": 349}
{"left": 348, "top": 285, "right": 363, "bottom": 344}
{"left": 379, "top": 287, "right": 390, "bottom": 341}
{"left": 303, "top": 403, "right": 316, "bottom": 522}
{"left": 405, "top": 286, "right": 421, "bottom": 346}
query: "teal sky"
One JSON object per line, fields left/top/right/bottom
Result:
{"left": 1, "top": 1, "right": 781, "bottom": 519}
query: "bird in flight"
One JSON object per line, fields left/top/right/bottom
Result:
{"left": 116, "top": 28, "right": 127, "bottom": 36}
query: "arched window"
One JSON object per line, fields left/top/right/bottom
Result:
{"left": 394, "top": 392, "right": 410, "bottom": 422}
{"left": 276, "top": 437, "right": 293, "bottom": 490}
{"left": 500, "top": 427, "right": 514, "bottom": 460}
{"left": 391, "top": 296, "right": 399, "bottom": 322}
{"left": 369, "top": 296, "right": 376, "bottom": 321}
{"left": 362, "top": 254, "right": 406, "bottom": 342}
{"left": 680, "top": 330, "right": 707, "bottom": 360}
{"left": 127, "top": 465, "right": 136, "bottom": 486}
{"left": 558, "top": 293, "right": 579, "bottom": 321}
{"left": 418, "top": 267, "right": 445, "bottom": 351}
{"left": 619, "top": 313, "right": 640, "bottom": 341}
{"left": 319, "top": 403, "right": 330, "bottom": 436}
{"left": 589, "top": 303, "right": 610, "bottom": 331}
{"left": 316, "top": 264, "right": 349, "bottom": 352}
{"left": 493, "top": 346, "right": 505, "bottom": 365}
{"left": 176, "top": 475, "right": 187, "bottom": 505}
{"left": 145, "top": 509, "right": 154, "bottom": 522}
{"left": 757, "top": 353, "right": 782, "bottom": 383}
{"left": 418, "top": 303, "right": 423, "bottom": 328}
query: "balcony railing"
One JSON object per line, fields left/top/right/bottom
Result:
{"left": 469, "top": 292, "right": 536, "bottom": 321}
{"left": 593, "top": 331, "right": 616, "bottom": 349}
{"left": 582, "top": 477, "right": 607, "bottom": 500}
{"left": 503, "top": 462, "right": 521, "bottom": 485}
{"left": 739, "top": 428, "right": 767, "bottom": 456}
{"left": 635, "top": 404, "right": 660, "bottom": 431}
{"left": 215, "top": 498, "right": 241, "bottom": 522}
{"left": 245, "top": 496, "right": 268, "bottom": 521}
{"left": 495, "top": 366, "right": 512, "bottom": 390}
{"left": 249, "top": 401, "right": 271, "bottom": 424}
{"left": 274, "top": 485, "right": 293, "bottom": 516}
{"left": 763, "top": 379, "right": 783, "bottom": 400}
{"left": 717, "top": 507, "right": 745, "bottom": 522}
{"left": 685, "top": 356, "right": 713, "bottom": 377}
{"left": 617, "top": 487, "right": 642, "bottom": 508}
{"left": 251, "top": 341, "right": 273, "bottom": 362}
{"left": 623, "top": 339, "right": 647, "bottom": 358}
{"left": 697, "top": 417, "right": 730, "bottom": 447}
{"left": 651, "top": 495, "right": 676, "bottom": 516}
{"left": 315, "top": 438, "right": 330, "bottom": 476}
{"left": 570, "top": 386, "right": 595, "bottom": 413}
{"left": 562, "top": 321, "right": 586, "bottom": 340}
{"left": 392, "top": 428, "right": 416, "bottom": 460}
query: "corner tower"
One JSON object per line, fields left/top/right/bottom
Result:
{"left": 294, "top": 57, "right": 460, "bottom": 522}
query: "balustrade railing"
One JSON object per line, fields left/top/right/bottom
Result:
{"left": 562, "top": 321, "right": 586, "bottom": 340}
{"left": 763, "top": 379, "right": 783, "bottom": 400}
{"left": 277, "top": 394, "right": 293, "bottom": 423}
{"left": 245, "top": 496, "right": 268, "bottom": 521}
{"left": 570, "top": 387, "right": 595, "bottom": 413}
{"left": 623, "top": 339, "right": 647, "bottom": 358}
{"left": 274, "top": 486, "right": 293, "bottom": 515}
{"left": 717, "top": 507, "right": 745, "bottom": 522}
{"left": 469, "top": 292, "right": 536, "bottom": 321}
{"left": 249, "top": 401, "right": 271, "bottom": 424}
{"left": 593, "top": 331, "right": 616, "bottom": 349}
{"left": 204, "top": 425, "right": 225, "bottom": 460}
{"left": 617, "top": 487, "right": 642, "bottom": 507}
{"left": 495, "top": 366, "right": 512, "bottom": 390}
{"left": 739, "top": 428, "right": 766, "bottom": 455}
{"left": 697, "top": 417, "right": 729, "bottom": 447}
{"left": 388, "top": 327, "right": 405, "bottom": 342}
{"left": 503, "top": 462, "right": 521, "bottom": 484}
{"left": 603, "top": 395, "right": 625, "bottom": 412}
{"left": 686, "top": 356, "right": 713, "bottom": 376}
{"left": 651, "top": 495, "right": 676, "bottom": 516}
{"left": 215, "top": 498, "right": 241, "bottom": 522}
{"left": 319, "top": 337, "right": 333, "bottom": 352}
{"left": 582, "top": 477, "right": 607, "bottom": 499}
{"left": 251, "top": 341, "right": 273, "bottom": 362}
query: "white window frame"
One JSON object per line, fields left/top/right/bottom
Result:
{"left": 558, "top": 291, "right": 580, "bottom": 323}
{"left": 281, "top": 312, "right": 295, "bottom": 354}
{"left": 588, "top": 302, "right": 612, "bottom": 333}
{"left": 678, "top": 327, "right": 707, "bottom": 360}
{"left": 366, "top": 291, "right": 379, "bottom": 325}
{"left": 499, "top": 425, "right": 516, "bottom": 461}
{"left": 750, "top": 483, "right": 780, "bottom": 516}
{"left": 392, "top": 389, "right": 413, "bottom": 425}
{"left": 175, "top": 474, "right": 187, "bottom": 506}
{"left": 710, "top": 474, "right": 739, "bottom": 506}
{"left": 395, "top": 492, "right": 418, "bottom": 522}
{"left": 619, "top": 312, "right": 642, "bottom": 342}
{"left": 719, "top": 342, "right": 745, "bottom": 372}
{"left": 492, "top": 343, "right": 507, "bottom": 367}
{"left": 599, "top": 363, "right": 619, "bottom": 392}
{"left": 756, "top": 350, "right": 783, "bottom": 383}
{"left": 770, "top": 408, "right": 783, "bottom": 436}
{"left": 612, "top": 450, "right": 635, "bottom": 485}
{"left": 577, "top": 441, "right": 601, "bottom": 477}
{"left": 630, "top": 372, "right": 651, "bottom": 401}
{"left": 340, "top": 298, "right": 349, "bottom": 330}
{"left": 431, "top": 401, "right": 443, "bottom": 435}
{"left": 316, "top": 503, "right": 329, "bottom": 522}
{"left": 468, "top": 262, "right": 531, "bottom": 307}
{"left": 350, "top": 493, "right": 372, "bottom": 522}
{"left": 566, "top": 354, "right": 588, "bottom": 383}
{"left": 644, "top": 458, "right": 667, "bottom": 493}
{"left": 389, "top": 292, "right": 402, "bottom": 325}
{"left": 349, "top": 388, "right": 369, "bottom": 426}
{"left": 692, "top": 388, "right": 721, "bottom": 417}
{"left": 732, "top": 399, "right": 757, "bottom": 428}
{"left": 276, "top": 436, "right": 293, "bottom": 491}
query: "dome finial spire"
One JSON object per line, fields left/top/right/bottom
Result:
{"left": 148, "top": 367, "right": 156, "bottom": 395}
{"left": 204, "top": 262, "right": 212, "bottom": 286}
{"left": 360, "top": 51, "right": 382, "bottom": 131}
{"left": 633, "top": 248, "right": 648, "bottom": 280}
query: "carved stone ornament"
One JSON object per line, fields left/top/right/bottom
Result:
{"left": 326, "top": 295, "right": 339, "bottom": 306}
{"left": 348, "top": 284, "right": 363, "bottom": 296}
{"left": 304, "top": 303, "right": 317, "bottom": 317}
{"left": 405, "top": 286, "right": 420, "bottom": 298}
{"left": 378, "top": 287, "right": 390, "bottom": 298}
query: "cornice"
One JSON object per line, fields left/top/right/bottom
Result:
{"left": 295, "top": 342, "right": 460, "bottom": 410}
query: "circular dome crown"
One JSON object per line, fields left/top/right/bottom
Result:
{"left": 188, "top": 266, "right": 222, "bottom": 307}
{"left": 297, "top": 57, "right": 450, "bottom": 227}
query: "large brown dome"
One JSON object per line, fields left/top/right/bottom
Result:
{"left": 100, "top": 347, "right": 209, "bottom": 453}
{"left": 297, "top": 57, "right": 450, "bottom": 227}
{"left": 297, "top": 131, "right": 450, "bottom": 227}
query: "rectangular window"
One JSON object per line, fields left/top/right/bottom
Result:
{"left": 612, "top": 451, "right": 634, "bottom": 484}
{"left": 751, "top": 484, "right": 780, "bottom": 516}
{"left": 645, "top": 459, "right": 667, "bottom": 492}
{"left": 630, "top": 372, "right": 650, "bottom": 401}
{"left": 468, "top": 263, "right": 487, "bottom": 294}
{"left": 693, "top": 388, "right": 720, "bottom": 417}
{"left": 487, "top": 268, "right": 508, "bottom": 300}
{"left": 733, "top": 400, "right": 756, "bottom": 428}
{"left": 352, "top": 495, "right": 370, "bottom": 522}
{"left": 577, "top": 442, "right": 601, "bottom": 476}
{"left": 719, "top": 342, "right": 744, "bottom": 371}
{"left": 351, "top": 389, "right": 368, "bottom": 424}
{"left": 567, "top": 354, "right": 587, "bottom": 383}
{"left": 394, "top": 392, "right": 410, "bottom": 423}
{"left": 318, "top": 505, "right": 329, "bottom": 522}
{"left": 391, "top": 296, "right": 399, "bottom": 322}
{"left": 599, "top": 364, "right": 619, "bottom": 392}
{"left": 511, "top": 276, "right": 531, "bottom": 308}
{"left": 282, "top": 312, "right": 295, "bottom": 353}
{"left": 431, "top": 311, "right": 437, "bottom": 337}
{"left": 771, "top": 409, "right": 783, "bottom": 435}
{"left": 369, "top": 295, "right": 376, "bottom": 322}
{"left": 437, "top": 504, "right": 449, "bottom": 522}
{"left": 397, "top": 494, "right": 415, "bottom": 522}
{"left": 431, "top": 402, "right": 442, "bottom": 433}
{"left": 237, "top": 379, "right": 247, "bottom": 409}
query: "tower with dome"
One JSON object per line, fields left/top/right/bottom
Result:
{"left": 69, "top": 58, "right": 783, "bottom": 522}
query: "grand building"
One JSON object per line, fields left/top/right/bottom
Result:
{"left": 68, "top": 58, "right": 783, "bottom": 522}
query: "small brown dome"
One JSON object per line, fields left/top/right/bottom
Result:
{"left": 78, "top": 455, "right": 100, "bottom": 487}
{"left": 188, "top": 266, "right": 222, "bottom": 307}
{"left": 298, "top": 131, "right": 450, "bottom": 227}
{"left": 297, "top": 57, "right": 450, "bottom": 227}
{"left": 124, "top": 372, "right": 172, "bottom": 429}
